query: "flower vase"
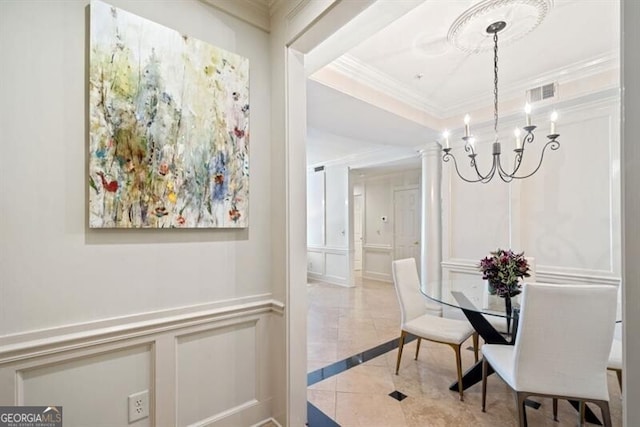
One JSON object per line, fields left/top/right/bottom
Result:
{"left": 504, "top": 294, "right": 512, "bottom": 335}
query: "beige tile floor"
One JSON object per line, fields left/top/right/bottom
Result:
{"left": 307, "top": 275, "right": 623, "bottom": 427}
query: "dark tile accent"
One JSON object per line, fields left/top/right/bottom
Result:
{"left": 388, "top": 390, "right": 408, "bottom": 401}
{"left": 307, "top": 335, "right": 417, "bottom": 386}
{"left": 307, "top": 402, "right": 340, "bottom": 427}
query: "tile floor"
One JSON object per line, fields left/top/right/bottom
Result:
{"left": 307, "top": 275, "right": 623, "bottom": 427}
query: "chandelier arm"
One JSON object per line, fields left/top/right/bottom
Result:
{"left": 508, "top": 130, "right": 535, "bottom": 177}
{"left": 509, "top": 139, "right": 561, "bottom": 180}
{"left": 472, "top": 153, "right": 498, "bottom": 183}
{"left": 442, "top": 151, "right": 490, "bottom": 183}
{"left": 495, "top": 155, "right": 518, "bottom": 183}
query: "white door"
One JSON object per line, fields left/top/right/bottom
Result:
{"left": 353, "top": 194, "right": 363, "bottom": 270}
{"left": 393, "top": 188, "right": 421, "bottom": 271}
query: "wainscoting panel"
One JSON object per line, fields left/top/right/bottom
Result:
{"left": 307, "top": 250, "right": 324, "bottom": 276}
{"left": 19, "top": 344, "right": 152, "bottom": 427}
{"left": 362, "top": 245, "right": 393, "bottom": 282}
{"left": 325, "top": 252, "right": 348, "bottom": 283}
{"left": 442, "top": 95, "right": 621, "bottom": 285}
{"left": 519, "top": 101, "right": 621, "bottom": 276}
{"left": 176, "top": 320, "right": 257, "bottom": 427}
{"left": 307, "top": 247, "right": 350, "bottom": 286}
{"left": 0, "top": 297, "right": 283, "bottom": 427}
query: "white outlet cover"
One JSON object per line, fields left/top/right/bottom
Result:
{"left": 128, "top": 390, "right": 149, "bottom": 423}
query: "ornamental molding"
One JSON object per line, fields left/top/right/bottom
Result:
{"left": 320, "top": 50, "right": 618, "bottom": 120}
{"left": 447, "top": 0, "right": 553, "bottom": 53}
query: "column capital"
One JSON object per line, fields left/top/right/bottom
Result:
{"left": 418, "top": 141, "right": 443, "bottom": 157}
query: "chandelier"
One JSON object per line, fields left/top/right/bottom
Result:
{"left": 441, "top": 20, "right": 560, "bottom": 183}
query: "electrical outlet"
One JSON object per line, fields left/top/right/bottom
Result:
{"left": 128, "top": 390, "right": 149, "bottom": 423}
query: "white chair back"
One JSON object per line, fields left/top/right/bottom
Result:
{"left": 512, "top": 282, "right": 617, "bottom": 400}
{"left": 392, "top": 258, "right": 426, "bottom": 326}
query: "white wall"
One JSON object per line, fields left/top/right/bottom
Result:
{"left": 442, "top": 93, "right": 621, "bottom": 304}
{"left": 307, "top": 165, "right": 350, "bottom": 285}
{"left": 359, "top": 169, "right": 421, "bottom": 282}
{"left": 0, "top": 1, "right": 280, "bottom": 426}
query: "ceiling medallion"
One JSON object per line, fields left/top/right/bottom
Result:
{"left": 447, "top": 0, "right": 553, "bottom": 53}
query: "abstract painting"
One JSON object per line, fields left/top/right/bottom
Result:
{"left": 89, "top": 1, "right": 249, "bottom": 228}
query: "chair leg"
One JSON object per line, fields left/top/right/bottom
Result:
{"left": 595, "top": 400, "right": 613, "bottom": 427}
{"left": 578, "top": 401, "right": 585, "bottom": 427}
{"left": 452, "top": 344, "right": 464, "bottom": 401}
{"left": 516, "top": 392, "right": 528, "bottom": 427}
{"left": 552, "top": 398, "right": 558, "bottom": 421}
{"left": 481, "top": 357, "right": 488, "bottom": 412}
{"left": 472, "top": 332, "right": 479, "bottom": 362}
{"left": 395, "top": 330, "right": 406, "bottom": 375}
{"left": 414, "top": 337, "right": 422, "bottom": 360}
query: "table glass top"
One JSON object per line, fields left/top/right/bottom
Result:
{"left": 421, "top": 278, "right": 622, "bottom": 322}
{"left": 422, "top": 278, "right": 522, "bottom": 319}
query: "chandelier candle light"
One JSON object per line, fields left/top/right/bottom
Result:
{"left": 441, "top": 21, "right": 560, "bottom": 183}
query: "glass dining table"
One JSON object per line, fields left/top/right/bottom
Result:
{"left": 422, "top": 278, "right": 615, "bottom": 425}
{"left": 421, "top": 279, "right": 519, "bottom": 390}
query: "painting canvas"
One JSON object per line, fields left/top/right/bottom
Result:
{"left": 89, "top": 1, "right": 249, "bottom": 228}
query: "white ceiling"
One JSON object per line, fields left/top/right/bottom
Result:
{"left": 306, "top": 0, "right": 620, "bottom": 170}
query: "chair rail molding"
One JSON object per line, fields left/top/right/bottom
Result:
{"left": 0, "top": 294, "right": 283, "bottom": 358}
{"left": 442, "top": 259, "right": 621, "bottom": 286}
{"left": 0, "top": 295, "right": 284, "bottom": 426}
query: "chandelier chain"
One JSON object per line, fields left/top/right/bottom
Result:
{"left": 493, "top": 31, "right": 499, "bottom": 138}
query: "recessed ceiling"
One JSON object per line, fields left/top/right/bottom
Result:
{"left": 342, "top": 0, "right": 619, "bottom": 115}
{"left": 306, "top": 0, "right": 620, "bottom": 168}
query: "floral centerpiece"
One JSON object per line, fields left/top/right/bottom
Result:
{"left": 479, "top": 249, "right": 530, "bottom": 298}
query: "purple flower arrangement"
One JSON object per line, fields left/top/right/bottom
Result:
{"left": 479, "top": 249, "right": 530, "bottom": 298}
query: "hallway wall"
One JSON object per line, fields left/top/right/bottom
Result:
{"left": 0, "top": 1, "right": 280, "bottom": 425}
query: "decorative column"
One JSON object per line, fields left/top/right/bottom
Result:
{"left": 420, "top": 143, "right": 443, "bottom": 316}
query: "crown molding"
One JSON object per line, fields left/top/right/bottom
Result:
{"left": 442, "top": 50, "right": 620, "bottom": 116}
{"left": 307, "top": 144, "right": 419, "bottom": 171}
{"left": 200, "top": 0, "right": 271, "bottom": 32}
{"left": 327, "top": 54, "right": 445, "bottom": 118}
{"left": 324, "top": 50, "right": 619, "bottom": 121}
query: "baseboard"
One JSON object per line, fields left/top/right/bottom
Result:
{"left": 250, "top": 416, "right": 283, "bottom": 427}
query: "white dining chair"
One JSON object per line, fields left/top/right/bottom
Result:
{"left": 392, "top": 258, "right": 478, "bottom": 401}
{"left": 481, "top": 282, "right": 617, "bottom": 427}
{"left": 608, "top": 322, "right": 622, "bottom": 391}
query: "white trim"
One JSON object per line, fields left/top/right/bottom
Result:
{"left": 307, "top": 145, "right": 419, "bottom": 171}
{"left": 362, "top": 243, "right": 393, "bottom": 251}
{"left": 320, "top": 50, "right": 619, "bottom": 119}
{"left": 327, "top": 54, "right": 442, "bottom": 117}
{"left": 201, "top": 0, "right": 271, "bottom": 32}
{"left": 307, "top": 273, "right": 351, "bottom": 287}
{"left": 0, "top": 297, "right": 284, "bottom": 364}
{"left": 307, "top": 246, "right": 351, "bottom": 286}
{"left": 250, "top": 417, "right": 283, "bottom": 427}
{"left": 189, "top": 399, "right": 260, "bottom": 426}
{"left": 283, "top": 0, "right": 312, "bottom": 21}
{"left": 442, "top": 260, "right": 621, "bottom": 286}
{"left": 361, "top": 271, "right": 393, "bottom": 283}
{"left": 307, "top": 245, "right": 349, "bottom": 254}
